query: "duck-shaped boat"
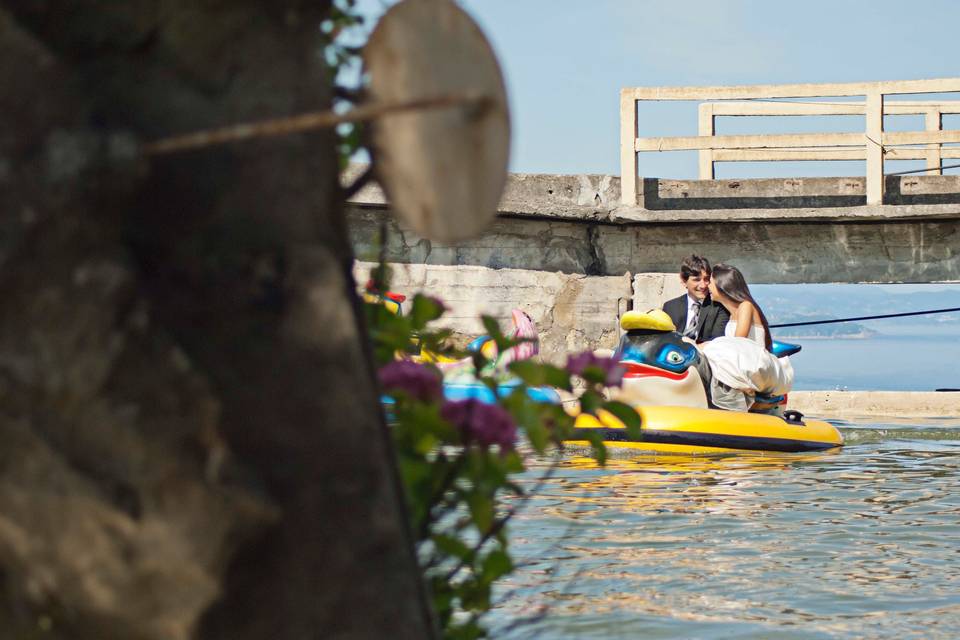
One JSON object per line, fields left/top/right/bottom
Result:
{"left": 567, "top": 310, "right": 843, "bottom": 454}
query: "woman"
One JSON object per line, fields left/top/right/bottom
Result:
{"left": 701, "top": 264, "right": 791, "bottom": 413}
{"left": 708, "top": 263, "right": 773, "bottom": 352}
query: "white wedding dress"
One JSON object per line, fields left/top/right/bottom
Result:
{"left": 701, "top": 320, "right": 794, "bottom": 412}
{"left": 723, "top": 319, "right": 766, "bottom": 346}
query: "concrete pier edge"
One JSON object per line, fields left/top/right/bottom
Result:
{"left": 788, "top": 391, "right": 960, "bottom": 420}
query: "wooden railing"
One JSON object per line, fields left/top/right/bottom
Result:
{"left": 620, "top": 78, "right": 960, "bottom": 207}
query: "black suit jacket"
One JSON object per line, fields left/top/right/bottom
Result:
{"left": 662, "top": 294, "right": 730, "bottom": 342}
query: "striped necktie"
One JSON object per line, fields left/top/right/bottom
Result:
{"left": 685, "top": 301, "right": 701, "bottom": 338}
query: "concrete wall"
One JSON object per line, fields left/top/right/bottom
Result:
{"left": 355, "top": 261, "right": 684, "bottom": 362}
{"left": 350, "top": 206, "right": 960, "bottom": 285}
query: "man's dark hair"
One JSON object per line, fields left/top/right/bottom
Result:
{"left": 680, "top": 254, "right": 711, "bottom": 281}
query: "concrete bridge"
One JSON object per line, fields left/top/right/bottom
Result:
{"left": 349, "top": 170, "right": 960, "bottom": 284}
{"left": 347, "top": 170, "right": 960, "bottom": 363}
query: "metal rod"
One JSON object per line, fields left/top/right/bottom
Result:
{"left": 144, "top": 92, "right": 491, "bottom": 156}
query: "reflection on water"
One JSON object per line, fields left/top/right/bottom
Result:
{"left": 489, "top": 420, "right": 960, "bottom": 639}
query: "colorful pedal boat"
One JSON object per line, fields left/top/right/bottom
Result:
{"left": 568, "top": 404, "right": 844, "bottom": 454}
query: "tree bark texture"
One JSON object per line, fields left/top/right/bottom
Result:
{"left": 0, "top": 2, "right": 434, "bottom": 639}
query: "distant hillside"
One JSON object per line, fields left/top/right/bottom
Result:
{"left": 754, "top": 284, "right": 960, "bottom": 338}
{"left": 775, "top": 322, "right": 878, "bottom": 339}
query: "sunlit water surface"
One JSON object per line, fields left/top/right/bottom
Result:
{"left": 487, "top": 419, "right": 960, "bottom": 639}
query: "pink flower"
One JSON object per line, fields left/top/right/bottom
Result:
{"left": 566, "top": 351, "right": 625, "bottom": 387}
{"left": 440, "top": 399, "right": 517, "bottom": 449}
{"left": 378, "top": 360, "right": 443, "bottom": 403}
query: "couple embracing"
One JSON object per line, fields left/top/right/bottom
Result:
{"left": 663, "top": 255, "right": 772, "bottom": 351}
{"left": 663, "top": 254, "right": 790, "bottom": 413}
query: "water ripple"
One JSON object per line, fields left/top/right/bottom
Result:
{"left": 489, "top": 424, "right": 960, "bottom": 639}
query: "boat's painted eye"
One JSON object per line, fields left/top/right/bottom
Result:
{"left": 665, "top": 351, "right": 684, "bottom": 364}
{"left": 619, "top": 345, "right": 647, "bottom": 363}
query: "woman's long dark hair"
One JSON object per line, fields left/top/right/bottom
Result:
{"left": 711, "top": 263, "right": 773, "bottom": 352}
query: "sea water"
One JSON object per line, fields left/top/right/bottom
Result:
{"left": 777, "top": 334, "right": 959, "bottom": 391}
{"left": 487, "top": 421, "right": 960, "bottom": 639}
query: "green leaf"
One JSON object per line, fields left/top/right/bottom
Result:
{"left": 470, "top": 349, "right": 489, "bottom": 375}
{"left": 602, "top": 400, "right": 643, "bottom": 440}
{"left": 458, "top": 579, "right": 492, "bottom": 612}
{"left": 413, "top": 432, "right": 438, "bottom": 455}
{"left": 579, "top": 389, "right": 603, "bottom": 415}
{"left": 481, "top": 315, "right": 521, "bottom": 352}
{"left": 579, "top": 364, "right": 609, "bottom": 386}
{"left": 480, "top": 315, "right": 505, "bottom": 344}
{"left": 430, "top": 576, "right": 455, "bottom": 622}
{"left": 545, "top": 406, "right": 575, "bottom": 443}
{"left": 406, "top": 403, "right": 458, "bottom": 444}
{"left": 583, "top": 429, "right": 608, "bottom": 466}
{"left": 410, "top": 294, "right": 445, "bottom": 330}
{"left": 480, "top": 548, "right": 514, "bottom": 584}
{"left": 398, "top": 456, "right": 432, "bottom": 490}
{"left": 368, "top": 263, "right": 392, "bottom": 293}
{"left": 501, "top": 392, "right": 551, "bottom": 453}
{"left": 467, "top": 493, "right": 494, "bottom": 533}
{"left": 507, "top": 361, "right": 573, "bottom": 391}
{"left": 501, "top": 450, "right": 525, "bottom": 474}
{"left": 432, "top": 534, "right": 472, "bottom": 561}
{"left": 525, "top": 419, "right": 549, "bottom": 453}
{"left": 504, "top": 360, "right": 540, "bottom": 384}
{"left": 540, "top": 363, "right": 575, "bottom": 391}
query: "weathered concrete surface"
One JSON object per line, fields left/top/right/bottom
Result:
{"left": 347, "top": 170, "right": 960, "bottom": 283}
{"left": 595, "top": 222, "right": 960, "bottom": 284}
{"left": 347, "top": 166, "right": 960, "bottom": 219}
{"left": 633, "top": 273, "right": 685, "bottom": 311}
{"left": 355, "top": 262, "right": 631, "bottom": 363}
{"left": 350, "top": 204, "right": 960, "bottom": 284}
{"left": 636, "top": 175, "right": 960, "bottom": 211}
{"left": 344, "top": 164, "right": 619, "bottom": 221}
{"left": 349, "top": 208, "right": 604, "bottom": 274}
{"left": 789, "top": 391, "right": 960, "bottom": 419}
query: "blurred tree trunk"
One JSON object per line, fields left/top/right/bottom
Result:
{"left": 0, "top": 2, "right": 434, "bottom": 639}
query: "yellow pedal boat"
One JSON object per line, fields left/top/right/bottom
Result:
{"left": 569, "top": 405, "right": 843, "bottom": 454}
{"left": 563, "top": 309, "right": 844, "bottom": 454}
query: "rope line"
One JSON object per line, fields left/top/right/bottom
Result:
{"left": 864, "top": 134, "right": 885, "bottom": 151}
{"left": 770, "top": 306, "right": 960, "bottom": 329}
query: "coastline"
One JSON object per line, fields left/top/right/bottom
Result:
{"left": 777, "top": 332, "right": 878, "bottom": 340}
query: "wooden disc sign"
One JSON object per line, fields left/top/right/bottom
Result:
{"left": 364, "top": 0, "right": 511, "bottom": 243}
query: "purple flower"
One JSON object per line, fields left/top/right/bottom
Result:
{"left": 566, "top": 351, "right": 625, "bottom": 387}
{"left": 378, "top": 360, "right": 443, "bottom": 403}
{"left": 440, "top": 399, "right": 517, "bottom": 449}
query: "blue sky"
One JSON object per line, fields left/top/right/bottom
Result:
{"left": 350, "top": 0, "right": 960, "bottom": 177}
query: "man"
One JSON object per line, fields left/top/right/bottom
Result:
{"left": 662, "top": 254, "right": 730, "bottom": 343}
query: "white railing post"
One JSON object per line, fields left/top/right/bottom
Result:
{"left": 698, "top": 103, "right": 715, "bottom": 179}
{"left": 623, "top": 79, "right": 960, "bottom": 205}
{"left": 925, "top": 108, "right": 943, "bottom": 175}
{"left": 865, "top": 91, "right": 884, "bottom": 205}
{"left": 620, "top": 89, "right": 638, "bottom": 206}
